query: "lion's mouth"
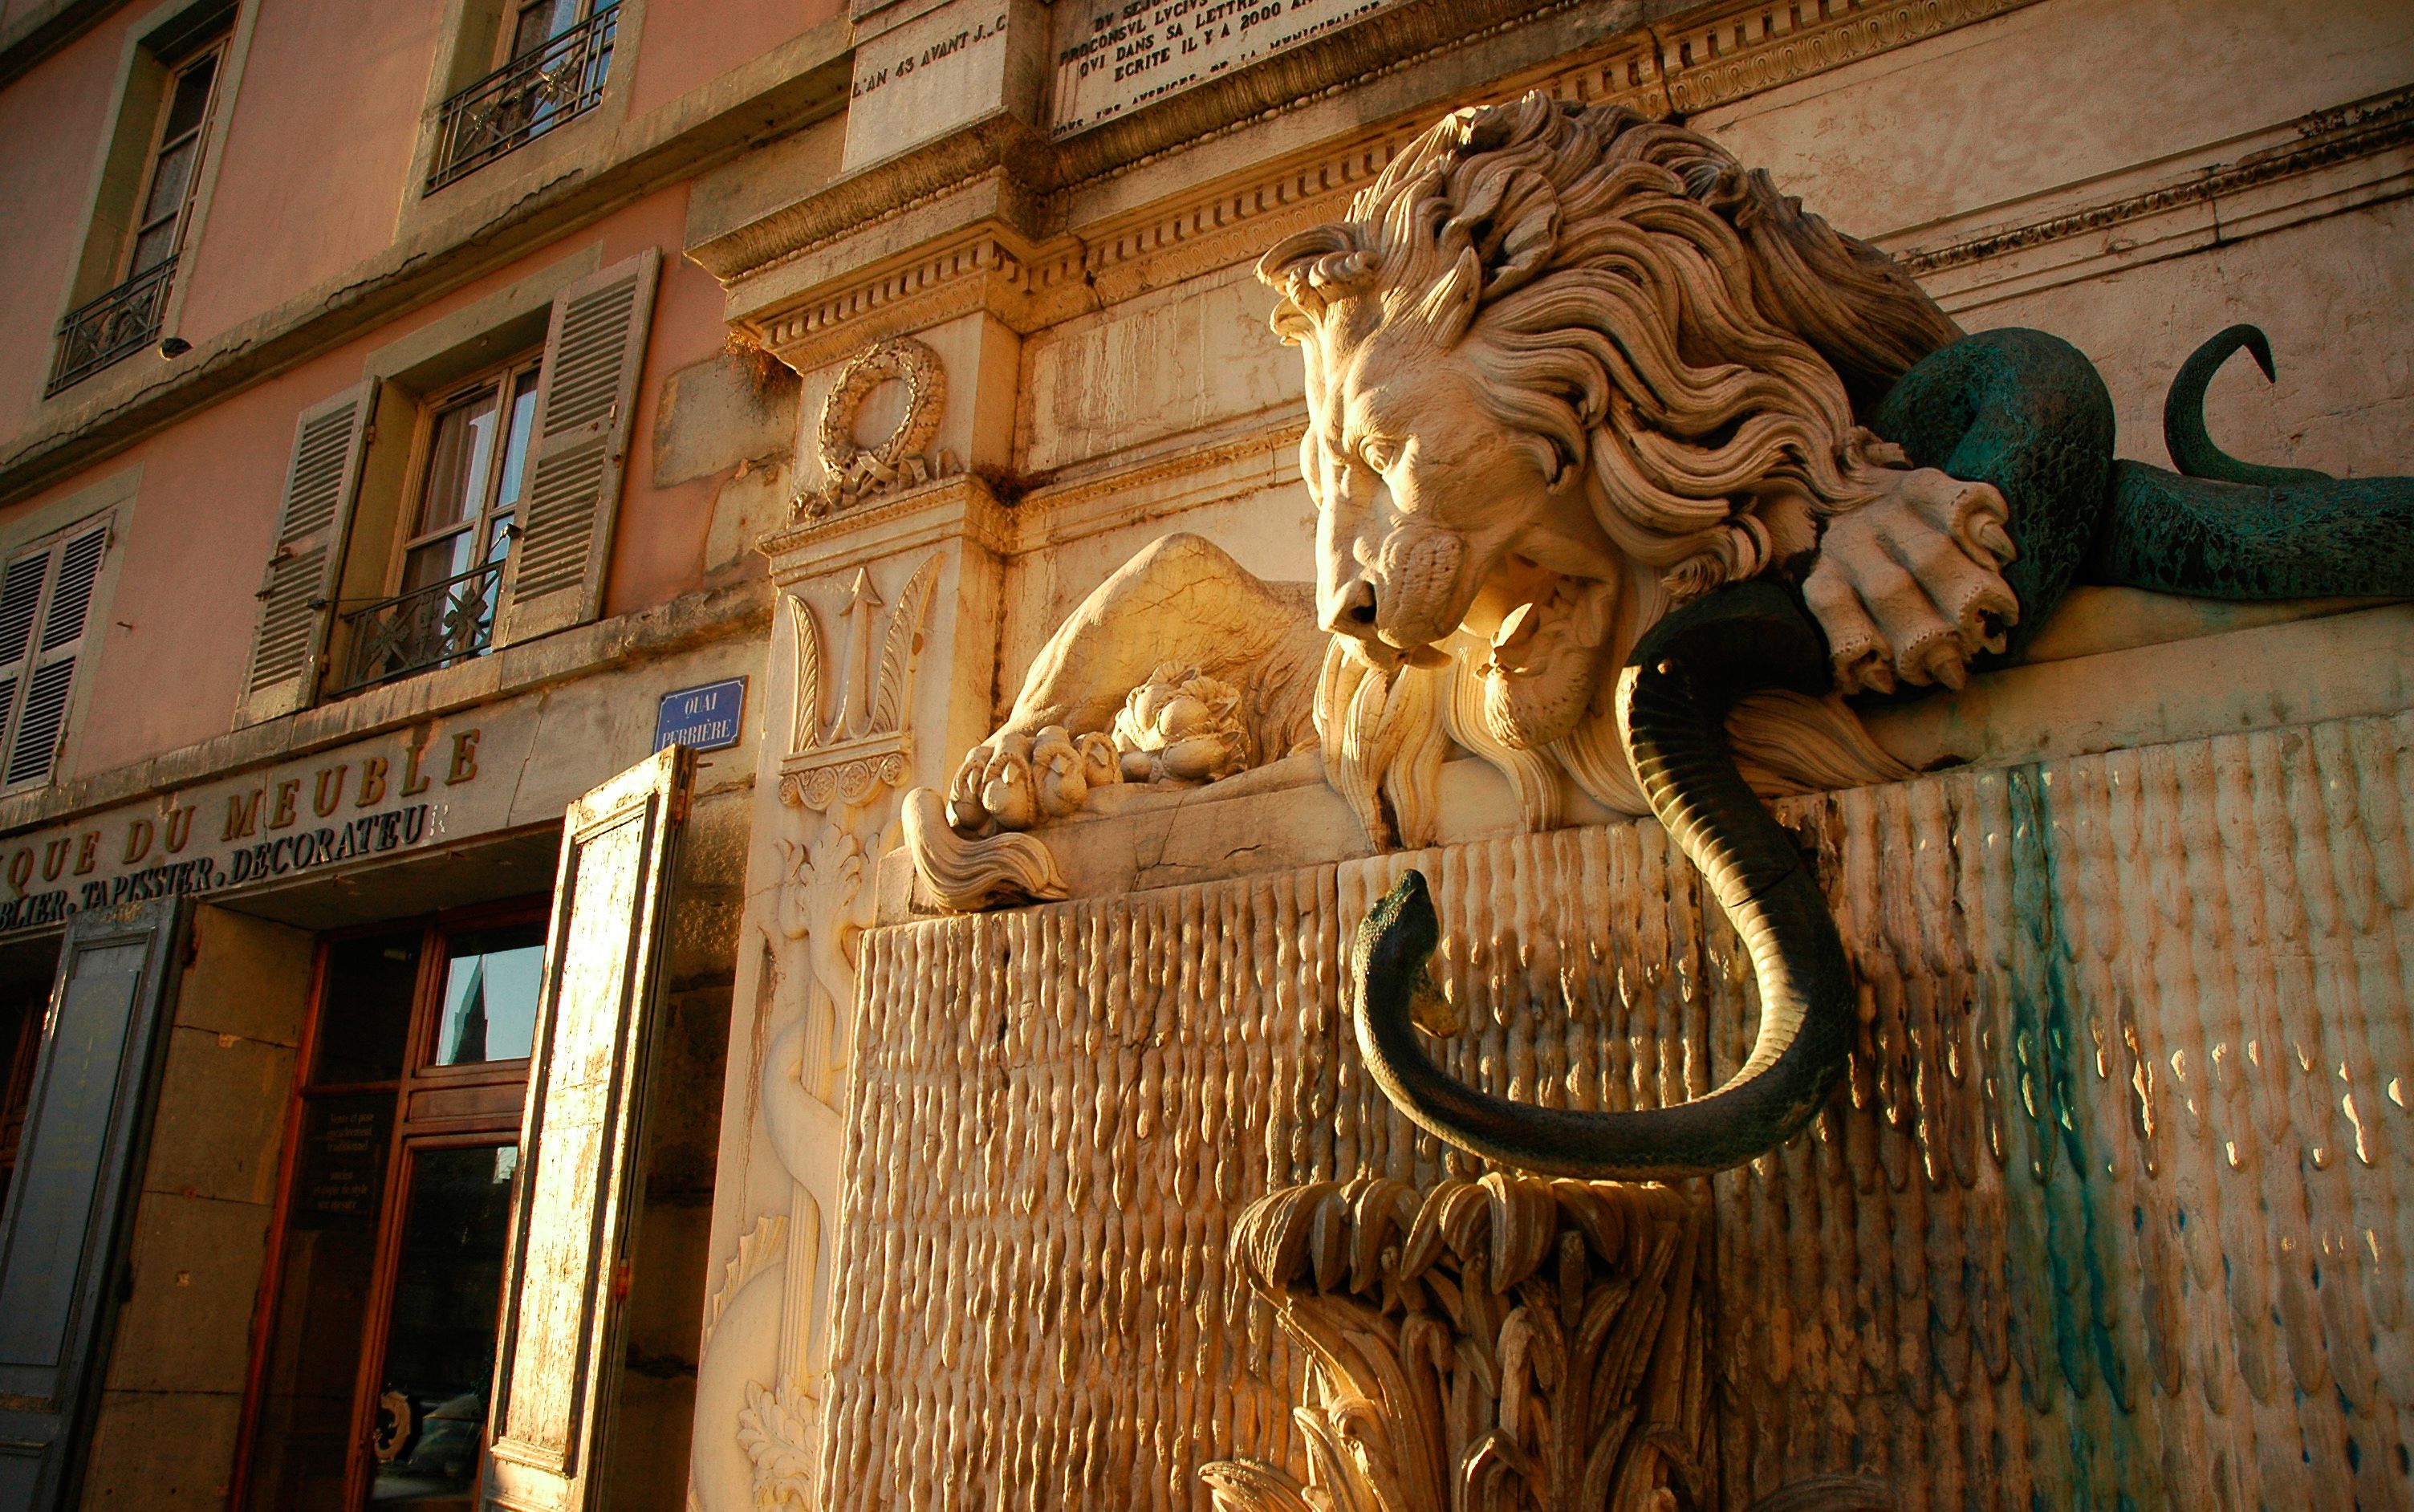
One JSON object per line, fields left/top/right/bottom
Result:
{"left": 1473, "top": 567, "right": 1615, "bottom": 750}
{"left": 1483, "top": 570, "right": 1614, "bottom": 677}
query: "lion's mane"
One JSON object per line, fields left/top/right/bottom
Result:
{"left": 1262, "top": 91, "right": 1958, "bottom": 600}
{"left": 1260, "top": 93, "right": 1957, "bottom": 841}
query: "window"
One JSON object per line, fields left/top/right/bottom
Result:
{"left": 123, "top": 46, "right": 223, "bottom": 288}
{"left": 338, "top": 354, "right": 542, "bottom": 692}
{"left": 236, "top": 904, "right": 548, "bottom": 1511}
{"left": 49, "top": 24, "right": 230, "bottom": 396}
{"left": 237, "top": 248, "right": 657, "bottom": 727}
{"left": 0, "top": 518, "right": 108, "bottom": 791}
{"left": 426, "top": 0, "right": 619, "bottom": 191}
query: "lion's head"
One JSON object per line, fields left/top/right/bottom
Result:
{"left": 1259, "top": 93, "right": 2005, "bottom": 842}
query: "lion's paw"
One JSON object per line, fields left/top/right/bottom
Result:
{"left": 1805, "top": 466, "right": 2019, "bottom": 695}
{"left": 945, "top": 726, "right": 1120, "bottom": 834}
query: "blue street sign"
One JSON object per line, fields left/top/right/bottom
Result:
{"left": 654, "top": 677, "right": 747, "bottom": 754}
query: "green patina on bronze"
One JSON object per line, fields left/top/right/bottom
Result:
{"left": 1878, "top": 323, "right": 2414, "bottom": 616}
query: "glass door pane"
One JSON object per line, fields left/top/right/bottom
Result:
{"left": 243, "top": 1091, "right": 396, "bottom": 1509}
{"left": 368, "top": 1144, "right": 520, "bottom": 1508}
{"left": 433, "top": 924, "right": 544, "bottom": 1066}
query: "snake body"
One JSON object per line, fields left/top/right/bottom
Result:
{"left": 1355, "top": 326, "right": 2414, "bottom": 1181}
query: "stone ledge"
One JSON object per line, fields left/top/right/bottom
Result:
{"left": 885, "top": 595, "right": 2414, "bottom": 913}
{"left": 0, "top": 576, "right": 771, "bottom": 841}
{"left": 0, "top": 0, "right": 116, "bottom": 88}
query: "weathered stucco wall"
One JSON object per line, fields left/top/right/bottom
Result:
{"left": 833, "top": 706, "right": 2414, "bottom": 1509}
{"left": 169, "top": 0, "right": 451, "bottom": 348}
{"left": 1, "top": 182, "right": 750, "bottom": 783}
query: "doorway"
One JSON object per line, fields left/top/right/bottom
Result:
{"left": 234, "top": 901, "right": 547, "bottom": 1511}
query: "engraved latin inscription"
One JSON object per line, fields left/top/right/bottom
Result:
{"left": 1050, "top": 0, "right": 1398, "bottom": 136}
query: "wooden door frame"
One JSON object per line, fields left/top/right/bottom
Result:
{"left": 226, "top": 894, "right": 548, "bottom": 1512}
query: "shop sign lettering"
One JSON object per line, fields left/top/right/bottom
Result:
{"left": 0, "top": 726, "right": 482, "bottom": 936}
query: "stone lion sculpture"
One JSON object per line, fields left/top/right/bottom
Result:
{"left": 905, "top": 92, "right": 2414, "bottom": 1180}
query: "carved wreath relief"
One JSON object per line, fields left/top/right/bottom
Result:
{"left": 798, "top": 336, "right": 962, "bottom": 519}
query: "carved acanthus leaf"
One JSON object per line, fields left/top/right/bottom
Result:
{"left": 869, "top": 554, "right": 941, "bottom": 739}
{"left": 786, "top": 591, "right": 822, "bottom": 757}
{"left": 1202, "top": 1174, "right": 1708, "bottom": 1512}
{"left": 736, "top": 1380, "right": 819, "bottom": 1510}
{"left": 701, "top": 1213, "right": 788, "bottom": 1357}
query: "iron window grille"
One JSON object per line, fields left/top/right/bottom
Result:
{"left": 426, "top": 4, "right": 618, "bottom": 191}
{"left": 338, "top": 557, "right": 505, "bottom": 692}
{"left": 46, "top": 255, "right": 177, "bottom": 396}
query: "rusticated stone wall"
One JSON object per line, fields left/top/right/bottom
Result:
{"left": 824, "top": 709, "right": 2414, "bottom": 1509}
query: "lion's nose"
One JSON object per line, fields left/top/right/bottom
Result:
{"left": 1324, "top": 576, "right": 1380, "bottom": 637}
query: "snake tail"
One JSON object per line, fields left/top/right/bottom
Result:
{"left": 2162, "top": 323, "right": 2334, "bottom": 487}
{"left": 1350, "top": 582, "right": 1853, "bottom": 1180}
{"left": 2091, "top": 323, "right": 2414, "bottom": 598}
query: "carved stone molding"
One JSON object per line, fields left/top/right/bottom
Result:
{"left": 758, "top": 226, "right": 1053, "bottom": 373}
{"left": 1898, "top": 82, "right": 2414, "bottom": 280}
{"left": 760, "top": 463, "right": 1015, "bottom": 570}
{"left": 1653, "top": 0, "right": 2041, "bottom": 117}
{"left": 1201, "top": 1174, "right": 1709, "bottom": 1512}
{"left": 718, "top": 0, "right": 2045, "bottom": 360}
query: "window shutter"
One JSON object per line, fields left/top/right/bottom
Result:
{"left": 0, "top": 554, "right": 51, "bottom": 795}
{"left": 483, "top": 743, "right": 692, "bottom": 1512}
{"left": 2, "top": 524, "right": 108, "bottom": 791}
{"left": 238, "top": 381, "right": 375, "bottom": 726}
{"left": 495, "top": 248, "right": 659, "bottom": 648}
{"left": 0, "top": 519, "right": 111, "bottom": 795}
{"left": 0, "top": 897, "right": 190, "bottom": 1512}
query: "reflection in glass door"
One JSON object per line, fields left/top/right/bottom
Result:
{"left": 234, "top": 907, "right": 549, "bottom": 1511}
{"left": 369, "top": 1144, "right": 519, "bottom": 1507}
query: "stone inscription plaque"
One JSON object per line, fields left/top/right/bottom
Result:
{"left": 1050, "top": 0, "right": 1400, "bottom": 136}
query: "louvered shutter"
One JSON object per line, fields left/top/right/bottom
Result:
{"left": 0, "top": 897, "right": 190, "bottom": 1512}
{"left": 495, "top": 249, "right": 659, "bottom": 648}
{"left": 238, "top": 382, "right": 374, "bottom": 726}
{"left": 0, "top": 555, "right": 48, "bottom": 794}
{"left": 483, "top": 745, "right": 691, "bottom": 1512}
{"left": 0, "top": 521, "right": 109, "bottom": 794}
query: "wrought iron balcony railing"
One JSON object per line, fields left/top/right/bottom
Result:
{"left": 427, "top": 5, "right": 619, "bottom": 191}
{"left": 47, "top": 256, "right": 177, "bottom": 396}
{"left": 339, "top": 559, "right": 503, "bottom": 693}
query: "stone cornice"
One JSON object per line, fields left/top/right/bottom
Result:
{"left": 0, "top": 578, "right": 770, "bottom": 842}
{"left": 0, "top": 0, "right": 120, "bottom": 89}
{"left": 713, "top": 0, "right": 2050, "bottom": 366}
{"left": 1650, "top": 0, "right": 2034, "bottom": 116}
{"left": 688, "top": 114, "right": 1059, "bottom": 287}
{"left": 759, "top": 473, "right": 1015, "bottom": 581}
{"left": 1899, "top": 83, "right": 2414, "bottom": 279}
